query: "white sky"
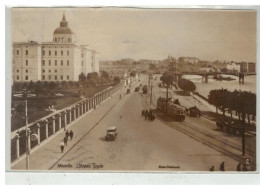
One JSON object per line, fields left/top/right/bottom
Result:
{"left": 12, "top": 8, "right": 256, "bottom": 62}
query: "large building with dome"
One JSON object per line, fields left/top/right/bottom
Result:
{"left": 12, "top": 14, "right": 99, "bottom": 82}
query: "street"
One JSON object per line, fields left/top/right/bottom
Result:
{"left": 48, "top": 75, "right": 242, "bottom": 171}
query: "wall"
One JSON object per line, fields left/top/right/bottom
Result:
{"left": 13, "top": 43, "right": 42, "bottom": 82}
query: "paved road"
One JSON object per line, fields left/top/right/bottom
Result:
{"left": 50, "top": 76, "right": 240, "bottom": 171}
{"left": 12, "top": 75, "right": 253, "bottom": 171}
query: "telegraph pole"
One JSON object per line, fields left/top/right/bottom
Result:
{"left": 23, "top": 89, "right": 29, "bottom": 170}
{"left": 165, "top": 85, "right": 169, "bottom": 114}
{"left": 150, "top": 74, "right": 153, "bottom": 105}
{"left": 242, "top": 91, "right": 245, "bottom": 156}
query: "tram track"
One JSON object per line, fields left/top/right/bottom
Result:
{"left": 179, "top": 120, "right": 256, "bottom": 157}
{"left": 157, "top": 115, "right": 256, "bottom": 169}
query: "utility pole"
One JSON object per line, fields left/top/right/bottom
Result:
{"left": 242, "top": 91, "right": 245, "bottom": 156}
{"left": 165, "top": 85, "right": 168, "bottom": 114}
{"left": 148, "top": 73, "right": 150, "bottom": 89}
{"left": 23, "top": 88, "right": 29, "bottom": 170}
{"left": 150, "top": 74, "right": 153, "bottom": 105}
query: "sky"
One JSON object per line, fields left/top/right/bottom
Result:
{"left": 12, "top": 7, "right": 256, "bottom": 62}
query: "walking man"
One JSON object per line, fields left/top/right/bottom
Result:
{"left": 236, "top": 163, "right": 241, "bottom": 171}
{"left": 60, "top": 142, "right": 64, "bottom": 153}
{"left": 64, "top": 136, "right": 68, "bottom": 146}
{"left": 220, "top": 161, "right": 225, "bottom": 171}
{"left": 69, "top": 130, "right": 74, "bottom": 140}
{"left": 65, "top": 130, "right": 69, "bottom": 138}
{"left": 209, "top": 165, "right": 214, "bottom": 171}
{"left": 145, "top": 110, "right": 148, "bottom": 120}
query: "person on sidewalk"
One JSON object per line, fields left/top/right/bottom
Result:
{"left": 220, "top": 161, "right": 225, "bottom": 171}
{"left": 209, "top": 165, "right": 214, "bottom": 171}
{"left": 65, "top": 130, "right": 69, "bottom": 138}
{"left": 60, "top": 142, "right": 64, "bottom": 153}
{"left": 242, "top": 164, "right": 248, "bottom": 171}
{"left": 236, "top": 163, "right": 241, "bottom": 171}
{"left": 64, "top": 136, "right": 68, "bottom": 146}
{"left": 69, "top": 130, "right": 74, "bottom": 140}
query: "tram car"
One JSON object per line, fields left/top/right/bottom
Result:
{"left": 157, "top": 97, "right": 185, "bottom": 121}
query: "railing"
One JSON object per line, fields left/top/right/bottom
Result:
{"left": 11, "top": 82, "right": 124, "bottom": 163}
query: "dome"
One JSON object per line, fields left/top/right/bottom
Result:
{"left": 53, "top": 27, "right": 73, "bottom": 34}
{"left": 53, "top": 14, "right": 73, "bottom": 34}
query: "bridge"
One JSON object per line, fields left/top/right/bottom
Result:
{"left": 175, "top": 72, "right": 256, "bottom": 84}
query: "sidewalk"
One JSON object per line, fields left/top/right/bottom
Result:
{"left": 12, "top": 86, "right": 124, "bottom": 170}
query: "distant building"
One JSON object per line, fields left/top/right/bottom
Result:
{"left": 108, "top": 71, "right": 127, "bottom": 79}
{"left": 240, "top": 62, "right": 255, "bottom": 73}
{"left": 120, "top": 58, "right": 135, "bottom": 64}
{"left": 179, "top": 57, "right": 199, "bottom": 64}
{"left": 133, "top": 63, "right": 150, "bottom": 72}
{"left": 12, "top": 14, "right": 99, "bottom": 82}
{"left": 99, "top": 61, "right": 115, "bottom": 72}
{"left": 248, "top": 62, "right": 256, "bottom": 72}
{"left": 226, "top": 62, "right": 240, "bottom": 73}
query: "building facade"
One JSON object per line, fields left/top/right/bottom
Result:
{"left": 12, "top": 14, "right": 99, "bottom": 82}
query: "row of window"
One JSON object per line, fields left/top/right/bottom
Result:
{"left": 54, "top": 37, "right": 71, "bottom": 42}
{"left": 42, "top": 75, "right": 70, "bottom": 81}
{"left": 43, "top": 50, "right": 70, "bottom": 56}
{"left": 42, "top": 69, "right": 61, "bottom": 73}
{"left": 16, "top": 50, "right": 28, "bottom": 55}
{"left": 17, "top": 60, "right": 89, "bottom": 67}
{"left": 16, "top": 75, "right": 70, "bottom": 81}
{"left": 16, "top": 50, "right": 71, "bottom": 56}
{"left": 16, "top": 75, "right": 28, "bottom": 80}
{"left": 16, "top": 69, "right": 28, "bottom": 73}
{"left": 43, "top": 60, "right": 69, "bottom": 66}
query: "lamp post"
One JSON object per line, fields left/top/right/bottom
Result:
{"left": 22, "top": 88, "right": 29, "bottom": 170}
{"left": 241, "top": 91, "right": 246, "bottom": 156}
{"left": 150, "top": 73, "right": 153, "bottom": 105}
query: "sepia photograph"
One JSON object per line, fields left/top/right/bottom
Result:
{"left": 9, "top": 7, "right": 256, "bottom": 172}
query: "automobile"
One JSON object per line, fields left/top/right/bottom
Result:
{"left": 135, "top": 87, "right": 140, "bottom": 92}
{"left": 127, "top": 89, "right": 130, "bottom": 94}
{"left": 56, "top": 93, "right": 64, "bottom": 96}
{"left": 105, "top": 127, "right": 118, "bottom": 141}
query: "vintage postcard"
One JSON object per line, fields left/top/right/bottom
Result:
{"left": 9, "top": 7, "right": 256, "bottom": 172}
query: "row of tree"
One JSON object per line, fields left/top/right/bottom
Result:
{"left": 160, "top": 72, "right": 196, "bottom": 94}
{"left": 208, "top": 89, "right": 256, "bottom": 124}
{"left": 13, "top": 71, "right": 120, "bottom": 95}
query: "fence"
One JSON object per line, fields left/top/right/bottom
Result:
{"left": 10, "top": 82, "right": 123, "bottom": 163}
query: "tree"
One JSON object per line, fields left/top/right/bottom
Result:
{"left": 178, "top": 78, "right": 196, "bottom": 95}
{"left": 160, "top": 72, "right": 174, "bottom": 87}
{"left": 178, "top": 57, "right": 184, "bottom": 62}
{"left": 113, "top": 76, "right": 120, "bottom": 83}
{"left": 87, "top": 72, "right": 98, "bottom": 80}
{"left": 149, "top": 64, "right": 157, "bottom": 70}
{"left": 15, "top": 104, "right": 24, "bottom": 114}
{"left": 79, "top": 72, "right": 87, "bottom": 82}
{"left": 130, "top": 71, "right": 136, "bottom": 77}
{"left": 101, "top": 71, "right": 109, "bottom": 79}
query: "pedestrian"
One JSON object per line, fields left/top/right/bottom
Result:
{"left": 220, "top": 161, "right": 225, "bottom": 171}
{"left": 63, "top": 136, "right": 68, "bottom": 146}
{"left": 145, "top": 112, "right": 147, "bottom": 120}
{"left": 120, "top": 94, "right": 121, "bottom": 99}
{"left": 242, "top": 164, "right": 248, "bottom": 171}
{"left": 149, "top": 110, "right": 153, "bottom": 121}
{"left": 236, "top": 163, "right": 241, "bottom": 171}
{"left": 65, "top": 130, "right": 69, "bottom": 138}
{"left": 69, "top": 130, "right": 74, "bottom": 140}
{"left": 209, "top": 165, "right": 214, "bottom": 171}
{"left": 60, "top": 142, "right": 64, "bottom": 153}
